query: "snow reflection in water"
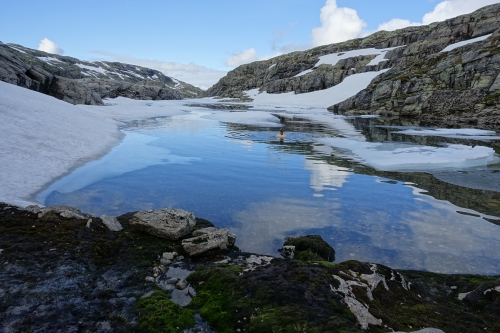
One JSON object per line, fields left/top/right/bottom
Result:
{"left": 42, "top": 110, "right": 500, "bottom": 274}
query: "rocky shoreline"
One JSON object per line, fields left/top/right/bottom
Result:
{"left": 1, "top": 202, "right": 499, "bottom": 333}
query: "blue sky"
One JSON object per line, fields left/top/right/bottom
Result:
{"left": 1, "top": 0, "right": 498, "bottom": 88}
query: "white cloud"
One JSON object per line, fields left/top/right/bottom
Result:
{"left": 377, "top": 18, "right": 421, "bottom": 32}
{"left": 91, "top": 51, "right": 226, "bottom": 90}
{"left": 423, "top": 0, "right": 500, "bottom": 25}
{"left": 311, "top": 0, "right": 367, "bottom": 47}
{"left": 37, "top": 38, "right": 64, "bottom": 55}
{"left": 375, "top": 0, "right": 499, "bottom": 32}
{"left": 224, "top": 48, "right": 258, "bottom": 67}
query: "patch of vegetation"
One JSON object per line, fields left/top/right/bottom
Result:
{"left": 284, "top": 235, "right": 335, "bottom": 261}
{"left": 136, "top": 291, "right": 195, "bottom": 333}
{"left": 483, "top": 92, "right": 500, "bottom": 105}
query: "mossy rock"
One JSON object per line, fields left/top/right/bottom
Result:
{"left": 284, "top": 235, "right": 335, "bottom": 262}
{"left": 136, "top": 291, "right": 195, "bottom": 333}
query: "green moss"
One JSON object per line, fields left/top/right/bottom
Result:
{"left": 483, "top": 92, "right": 500, "bottom": 105}
{"left": 135, "top": 291, "right": 195, "bottom": 333}
{"left": 284, "top": 235, "right": 335, "bottom": 261}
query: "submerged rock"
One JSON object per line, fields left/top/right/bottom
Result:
{"left": 130, "top": 208, "right": 196, "bottom": 240}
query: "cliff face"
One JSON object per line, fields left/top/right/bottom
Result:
{"left": 0, "top": 44, "right": 204, "bottom": 105}
{"left": 205, "top": 4, "right": 500, "bottom": 127}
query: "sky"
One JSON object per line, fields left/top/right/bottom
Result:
{"left": 1, "top": 0, "right": 499, "bottom": 89}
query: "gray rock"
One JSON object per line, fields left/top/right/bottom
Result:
{"left": 160, "top": 258, "right": 171, "bottom": 266}
{"left": 162, "top": 252, "right": 177, "bottom": 260}
{"left": 130, "top": 208, "right": 196, "bottom": 240}
{"left": 175, "top": 279, "right": 188, "bottom": 290}
{"left": 193, "top": 227, "right": 237, "bottom": 247}
{"left": 25, "top": 205, "right": 41, "bottom": 214}
{"left": 182, "top": 228, "right": 235, "bottom": 256}
{"left": 145, "top": 276, "right": 155, "bottom": 282}
{"left": 278, "top": 245, "right": 295, "bottom": 259}
{"left": 38, "top": 205, "right": 93, "bottom": 219}
{"left": 99, "top": 214, "right": 123, "bottom": 231}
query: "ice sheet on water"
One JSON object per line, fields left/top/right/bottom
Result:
{"left": 441, "top": 34, "right": 492, "bottom": 53}
{"left": 37, "top": 132, "right": 200, "bottom": 202}
{"left": 395, "top": 128, "right": 500, "bottom": 140}
{"left": 201, "top": 110, "right": 282, "bottom": 127}
{"left": 317, "top": 137, "right": 497, "bottom": 171}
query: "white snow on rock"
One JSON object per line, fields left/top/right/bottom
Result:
{"left": 441, "top": 34, "right": 492, "bottom": 53}
{"left": 294, "top": 46, "right": 401, "bottom": 77}
{"left": 37, "top": 56, "right": 63, "bottom": 65}
{"left": 245, "top": 69, "right": 390, "bottom": 108}
{"left": 75, "top": 63, "right": 107, "bottom": 74}
{"left": 8, "top": 46, "right": 27, "bottom": 54}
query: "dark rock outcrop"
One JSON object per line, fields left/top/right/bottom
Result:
{"left": 0, "top": 42, "right": 203, "bottom": 105}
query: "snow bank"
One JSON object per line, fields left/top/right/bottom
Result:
{"left": 0, "top": 81, "right": 119, "bottom": 207}
{"left": 441, "top": 34, "right": 492, "bottom": 53}
{"left": 245, "top": 69, "right": 390, "bottom": 108}
{"left": 0, "top": 82, "right": 187, "bottom": 207}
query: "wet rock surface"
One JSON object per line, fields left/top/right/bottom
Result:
{"left": 1, "top": 202, "right": 499, "bottom": 332}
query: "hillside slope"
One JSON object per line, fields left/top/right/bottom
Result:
{"left": 205, "top": 4, "right": 500, "bottom": 128}
{"left": 0, "top": 43, "right": 204, "bottom": 105}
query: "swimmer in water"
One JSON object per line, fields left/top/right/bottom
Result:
{"left": 276, "top": 128, "right": 286, "bottom": 139}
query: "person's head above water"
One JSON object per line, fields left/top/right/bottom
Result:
{"left": 280, "top": 128, "right": 284, "bottom": 134}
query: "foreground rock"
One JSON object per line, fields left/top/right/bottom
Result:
{"left": 130, "top": 208, "right": 196, "bottom": 239}
{"left": 1, "top": 202, "right": 499, "bottom": 333}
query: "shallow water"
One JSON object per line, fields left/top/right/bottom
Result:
{"left": 40, "top": 109, "right": 500, "bottom": 274}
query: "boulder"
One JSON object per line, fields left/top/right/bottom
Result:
{"left": 192, "top": 227, "right": 236, "bottom": 246}
{"left": 130, "top": 208, "right": 196, "bottom": 240}
{"left": 36, "top": 205, "right": 93, "bottom": 220}
{"left": 282, "top": 235, "right": 335, "bottom": 262}
{"left": 182, "top": 227, "right": 236, "bottom": 256}
{"left": 100, "top": 214, "right": 123, "bottom": 232}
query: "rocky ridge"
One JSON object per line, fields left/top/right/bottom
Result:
{"left": 1, "top": 202, "right": 499, "bottom": 333}
{"left": 0, "top": 43, "right": 204, "bottom": 105}
{"left": 205, "top": 4, "right": 500, "bottom": 128}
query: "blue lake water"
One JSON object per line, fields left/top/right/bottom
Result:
{"left": 40, "top": 110, "right": 500, "bottom": 274}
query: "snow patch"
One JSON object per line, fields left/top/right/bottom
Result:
{"left": 441, "top": 34, "right": 492, "bottom": 53}
{"left": 75, "top": 63, "right": 107, "bottom": 74}
{"left": 245, "top": 69, "right": 390, "bottom": 108}
{"left": 37, "top": 56, "right": 63, "bottom": 65}
{"left": 8, "top": 46, "right": 27, "bottom": 54}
